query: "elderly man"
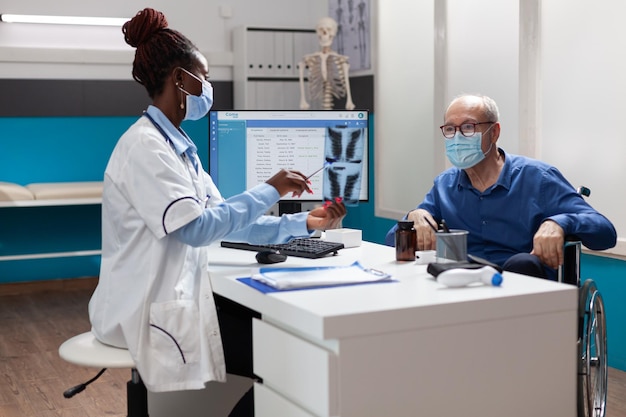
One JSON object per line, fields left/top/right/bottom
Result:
{"left": 385, "top": 94, "right": 616, "bottom": 279}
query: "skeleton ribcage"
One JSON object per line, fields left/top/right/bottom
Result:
{"left": 305, "top": 54, "right": 349, "bottom": 110}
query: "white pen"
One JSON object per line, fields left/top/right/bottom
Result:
{"left": 306, "top": 161, "right": 333, "bottom": 180}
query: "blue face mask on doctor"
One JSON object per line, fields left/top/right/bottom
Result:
{"left": 445, "top": 123, "right": 496, "bottom": 169}
{"left": 177, "top": 67, "right": 214, "bottom": 121}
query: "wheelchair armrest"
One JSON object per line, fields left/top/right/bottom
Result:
{"left": 565, "top": 234, "right": 581, "bottom": 243}
{"left": 559, "top": 237, "right": 582, "bottom": 286}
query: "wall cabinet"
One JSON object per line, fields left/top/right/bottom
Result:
{"left": 233, "top": 26, "right": 318, "bottom": 110}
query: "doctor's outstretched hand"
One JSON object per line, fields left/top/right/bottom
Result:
{"left": 306, "top": 198, "right": 347, "bottom": 231}
{"left": 266, "top": 169, "right": 313, "bottom": 198}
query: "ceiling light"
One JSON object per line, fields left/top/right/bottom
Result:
{"left": 0, "top": 14, "right": 129, "bottom": 26}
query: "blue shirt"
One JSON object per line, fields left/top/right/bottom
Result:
{"left": 142, "top": 106, "right": 310, "bottom": 246}
{"left": 173, "top": 185, "right": 310, "bottom": 247}
{"left": 146, "top": 105, "right": 199, "bottom": 170}
{"left": 385, "top": 149, "right": 616, "bottom": 267}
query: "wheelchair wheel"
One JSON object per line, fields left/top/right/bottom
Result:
{"left": 577, "top": 279, "right": 608, "bottom": 417}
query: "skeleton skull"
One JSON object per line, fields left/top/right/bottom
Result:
{"left": 316, "top": 17, "right": 338, "bottom": 48}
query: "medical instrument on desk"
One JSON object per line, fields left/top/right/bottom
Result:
{"left": 437, "top": 266, "right": 503, "bottom": 288}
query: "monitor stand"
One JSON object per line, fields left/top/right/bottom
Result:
{"left": 275, "top": 201, "right": 320, "bottom": 216}
{"left": 279, "top": 202, "right": 302, "bottom": 215}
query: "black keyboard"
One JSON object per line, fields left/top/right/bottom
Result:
{"left": 221, "top": 238, "right": 345, "bottom": 259}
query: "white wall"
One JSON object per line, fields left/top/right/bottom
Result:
{"left": 445, "top": 0, "right": 520, "bottom": 155}
{"left": 0, "top": 0, "right": 328, "bottom": 79}
{"left": 541, "top": 0, "right": 626, "bottom": 255}
{"left": 373, "top": 1, "right": 436, "bottom": 219}
{"left": 375, "top": 0, "right": 520, "bottom": 220}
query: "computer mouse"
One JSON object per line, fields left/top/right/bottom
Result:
{"left": 256, "top": 250, "right": 288, "bottom": 264}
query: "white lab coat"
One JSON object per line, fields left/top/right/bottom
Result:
{"left": 89, "top": 117, "right": 228, "bottom": 392}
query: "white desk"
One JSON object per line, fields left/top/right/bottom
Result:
{"left": 207, "top": 240, "right": 578, "bottom": 417}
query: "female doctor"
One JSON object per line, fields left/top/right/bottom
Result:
{"left": 88, "top": 8, "right": 346, "bottom": 393}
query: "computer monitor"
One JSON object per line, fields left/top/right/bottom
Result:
{"left": 208, "top": 110, "right": 369, "bottom": 213}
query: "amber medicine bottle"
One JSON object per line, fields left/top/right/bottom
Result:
{"left": 395, "top": 220, "right": 417, "bottom": 261}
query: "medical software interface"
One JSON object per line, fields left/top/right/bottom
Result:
{"left": 209, "top": 110, "right": 369, "bottom": 205}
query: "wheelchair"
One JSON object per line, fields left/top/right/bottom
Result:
{"left": 558, "top": 187, "right": 608, "bottom": 417}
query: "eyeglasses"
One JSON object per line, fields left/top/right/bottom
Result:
{"left": 440, "top": 122, "right": 495, "bottom": 139}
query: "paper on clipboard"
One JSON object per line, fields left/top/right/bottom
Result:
{"left": 251, "top": 261, "right": 391, "bottom": 290}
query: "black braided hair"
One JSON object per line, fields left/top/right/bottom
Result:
{"left": 122, "top": 8, "right": 198, "bottom": 98}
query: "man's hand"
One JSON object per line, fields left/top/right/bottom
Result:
{"left": 306, "top": 199, "right": 347, "bottom": 231}
{"left": 530, "top": 220, "right": 565, "bottom": 269}
{"left": 406, "top": 209, "right": 437, "bottom": 250}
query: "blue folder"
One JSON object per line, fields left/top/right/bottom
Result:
{"left": 237, "top": 276, "right": 396, "bottom": 294}
{"left": 237, "top": 261, "right": 395, "bottom": 293}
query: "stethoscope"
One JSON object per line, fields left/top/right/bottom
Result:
{"left": 143, "top": 111, "right": 194, "bottom": 166}
{"left": 143, "top": 111, "right": 209, "bottom": 208}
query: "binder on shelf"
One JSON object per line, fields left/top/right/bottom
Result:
{"left": 244, "top": 31, "right": 255, "bottom": 77}
{"left": 273, "top": 32, "right": 285, "bottom": 76}
{"left": 252, "top": 80, "right": 274, "bottom": 109}
{"left": 247, "top": 80, "right": 257, "bottom": 109}
{"left": 259, "top": 30, "right": 275, "bottom": 77}
{"left": 282, "top": 32, "right": 295, "bottom": 77}
{"left": 292, "top": 31, "right": 311, "bottom": 77}
{"left": 234, "top": 26, "right": 317, "bottom": 109}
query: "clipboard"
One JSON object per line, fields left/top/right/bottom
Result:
{"left": 247, "top": 261, "right": 392, "bottom": 291}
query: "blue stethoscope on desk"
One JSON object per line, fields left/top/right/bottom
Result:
{"left": 143, "top": 111, "right": 210, "bottom": 208}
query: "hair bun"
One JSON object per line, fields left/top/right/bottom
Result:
{"left": 122, "top": 8, "right": 168, "bottom": 48}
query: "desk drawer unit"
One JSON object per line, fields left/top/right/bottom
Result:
{"left": 252, "top": 319, "right": 338, "bottom": 417}
{"left": 254, "top": 382, "right": 316, "bottom": 417}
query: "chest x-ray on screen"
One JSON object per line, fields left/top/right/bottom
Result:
{"left": 323, "top": 126, "right": 365, "bottom": 206}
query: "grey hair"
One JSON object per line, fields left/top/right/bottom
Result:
{"left": 447, "top": 94, "right": 500, "bottom": 122}
{"left": 481, "top": 95, "right": 500, "bottom": 122}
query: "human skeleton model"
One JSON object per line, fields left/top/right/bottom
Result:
{"left": 299, "top": 17, "right": 355, "bottom": 110}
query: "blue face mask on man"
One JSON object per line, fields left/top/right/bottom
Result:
{"left": 177, "top": 68, "right": 214, "bottom": 121}
{"left": 445, "top": 124, "right": 495, "bottom": 169}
